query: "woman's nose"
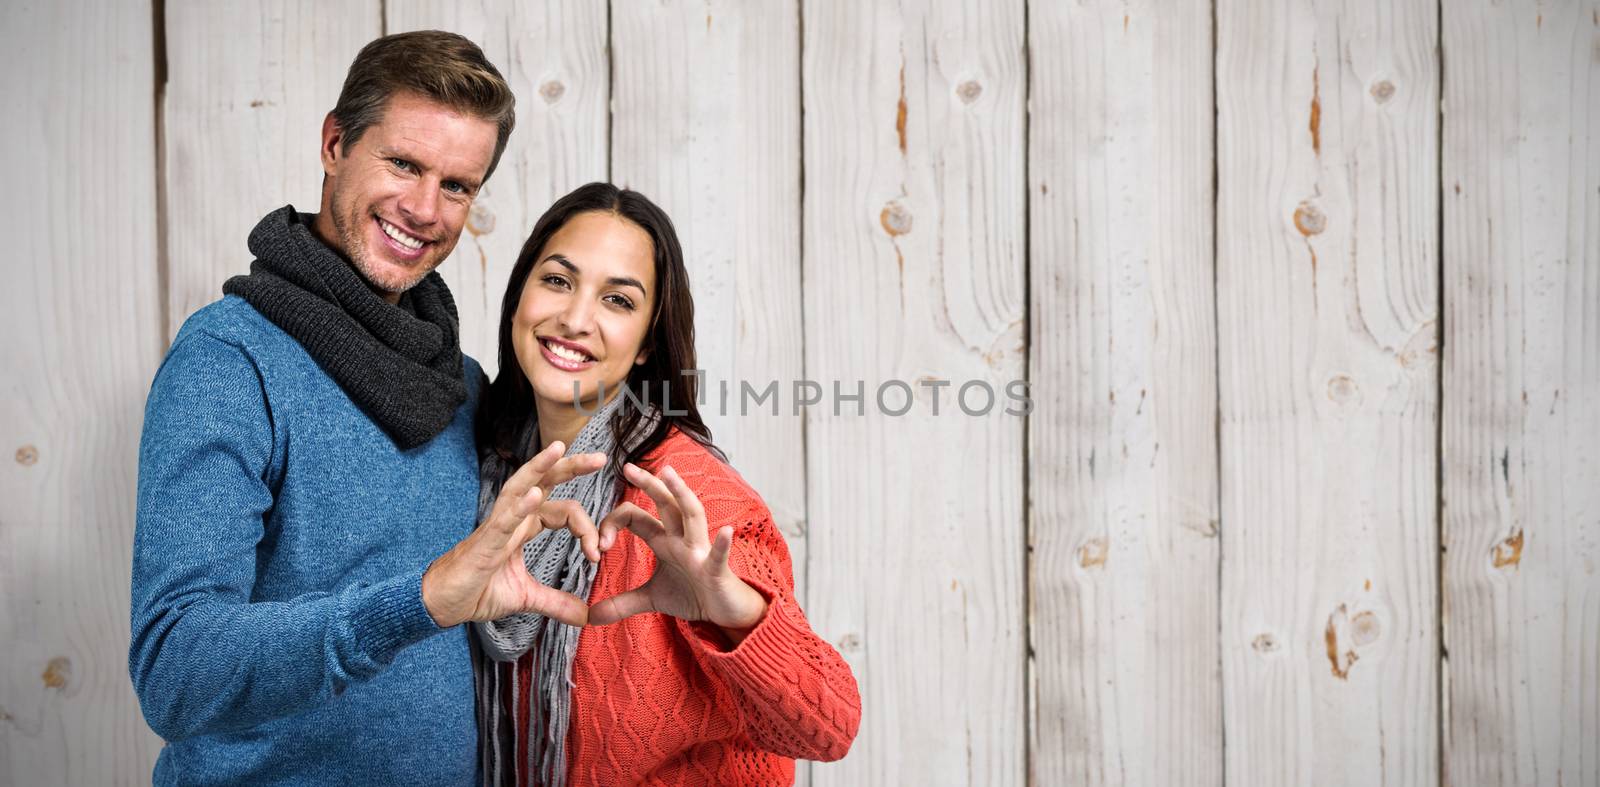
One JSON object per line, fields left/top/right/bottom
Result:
{"left": 558, "top": 298, "right": 593, "bottom": 334}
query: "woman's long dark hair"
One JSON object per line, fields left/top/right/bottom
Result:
{"left": 476, "top": 182, "right": 723, "bottom": 477}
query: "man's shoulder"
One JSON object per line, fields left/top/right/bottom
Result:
{"left": 170, "top": 295, "right": 285, "bottom": 357}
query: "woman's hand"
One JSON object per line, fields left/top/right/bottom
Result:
{"left": 420, "top": 441, "right": 607, "bottom": 629}
{"left": 588, "top": 463, "right": 768, "bottom": 640}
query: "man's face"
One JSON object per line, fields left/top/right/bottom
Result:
{"left": 316, "top": 92, "right": 498, "bottom": 297}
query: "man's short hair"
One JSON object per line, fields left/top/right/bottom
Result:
{"left": 332, "top": 30, "right": 516, "bottom": 181}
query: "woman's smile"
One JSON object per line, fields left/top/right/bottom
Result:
{"left": 538, "top": 335, "right": 598, "bottom": 372}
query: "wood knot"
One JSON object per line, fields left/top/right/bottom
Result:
{"left": 1492, "top": 529, "right": 1524, "bottom": 569}
{"left": 1327, "top": 374, "right": 1360, "bottom": 406}
{"left": 16, "top": 444, "right": 38, "bottom": 466}
{"left": 1325, "top": 604, "right": 1359, "bottom": 679}
{"left": 880, "top": 201, "right": 913, "bottom": 237}
{"left": 956, "top": 80, "right": 983, "bottom": 104}
{"left": 1350, "top": 611, "right": 1381, "bottom": 646}
{"left": 1251, "top": 633, "right": 1279, "bottom": 653}
{"left": 539, "top": 80, "right": 566, "bottom": 104}
{"left": 836, "top": 633, "right": 862, "bottom": 653}
{"left": 1077, "top": 537, "right": 1109, "bottom": 569}
{"left": 1370, "top": 80, "right": 1395, "bottom": 103}
{"left": 467, "top": 203, "right": 496, "bottom": 236}
{"left": 1294, "top": 201, "right": 1327, "bottom": 235}
{"left": 41, "top": 657, "right": 71, "bottom": 690}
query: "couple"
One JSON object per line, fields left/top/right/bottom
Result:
{"left": 129, "top": 31, "right": 859, "bottom": 786}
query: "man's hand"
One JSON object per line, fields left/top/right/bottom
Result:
{"left": 420, "top": 441, "right": 607, "bottom": 629}
{"left": 588, "top": 463, "right": 769, "bottom": 643}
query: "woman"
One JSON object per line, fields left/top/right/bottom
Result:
{"left": 472, "top": 182, "right": 861, "bottom": 786}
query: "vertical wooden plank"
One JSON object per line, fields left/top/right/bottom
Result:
{"left": 0, "top": 1, "right": 165, "bottom": 783}
{"left": 163, "top": 1, "right": 380, "bottom": 340}
{"left": 1441, "top": 2, "right": 1600, "bottom": 785}
{"left": 608, "top": 0, "right": 808, "bottom": 612}
{"left": 385, "top": 1, "right": 610, "bottom": 372}
{"left": 1216, "top": 1, "right": 1440, "bottom": 785}
{"left": 1026, "top": 1, "right": 1220, "bottom": 785}
{"left": 802, "top": 1, "right": 1027, "bottom": 783}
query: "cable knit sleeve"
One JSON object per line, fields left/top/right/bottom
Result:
{"left": 670, "top": 493, "right": 862, "bottom": 762}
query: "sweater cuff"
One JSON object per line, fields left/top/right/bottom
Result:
{"left": 677, "top": 578, "right": 809, "bottom": 685}
{"left": 349, "top": 567, "right": 445, "bottom": 665}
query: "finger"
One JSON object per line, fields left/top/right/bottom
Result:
{"left": 501, "top": 441, "right": 566, "bottom": 500}
{"left": 543, "top": 500, "right": 601, "bottom": 563}
{"left": 598, "top": 501, "right": 648, "bottom": 551}
{"left": 518, "top": 582, "right": 590, "bottom": 627}
{"left": 537, "top": 451, "right": 608, "bottom": 490}
{"left": 708, "top": 525, "right": 734, "bottom": 571}
{"left": 588, "top": 588, "right": 655, "bottom": 626}
{"left": 622, "top": 463, "right": 683, "bottom": 536}
{"left": 486, "top": 485, "right": 543, "bottom": 548}
{"left": 600, "top": 502, "right": 668, "bottom": 549}
{"left": 660, "top": 466, "right": 708, "bottom": 547}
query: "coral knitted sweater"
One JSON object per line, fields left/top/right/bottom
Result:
{"left": 502, "top": 429, "right": 861, "bottom": 785}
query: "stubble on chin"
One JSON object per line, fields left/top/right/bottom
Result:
{"left": 330, "top": 201, "right": 439, "bottom": 296}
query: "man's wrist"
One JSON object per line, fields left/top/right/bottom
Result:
{"left": 419, "top": 559, "right": 463, "bottom": 629}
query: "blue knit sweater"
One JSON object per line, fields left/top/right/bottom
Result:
{"left": 130, "top": 296, "right": 482, "bottom": 785}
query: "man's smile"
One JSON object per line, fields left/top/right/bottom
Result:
{"left": 376, "top": 215, "right": 429, "bottom": 255}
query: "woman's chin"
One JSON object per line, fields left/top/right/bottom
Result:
{"left": 530, "top": 375, "right": 622, "bottom": 412}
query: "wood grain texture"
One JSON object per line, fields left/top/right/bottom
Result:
{"left": 162, "top": 0, "right": 380, "bottom": 339}
{"left": 0, "top": 1, "right": 165, "bottom": 783}
{"left": 385, "top": 0, "right": 610, "bottom": 374}
{"left": 1441, "top": 2, "right": 1600, "bottom": 785}
{"left": 801, "top": 1, "right": 1027, "bottom": 783}
{"left": 607, "top": 0, "right": 808, "bottom": 613}
{"left": 1026, "top": 2, "right": 1221, "bottom": 785}
{"left": 1216, "top": 1, "right": 1441, "bottom": 785}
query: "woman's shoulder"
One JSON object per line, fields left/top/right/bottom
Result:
{"left": 638, "top": 427, "right": 766, "bottom": 524}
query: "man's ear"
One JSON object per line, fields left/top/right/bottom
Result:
{"left": 319, "top": 112, "right": 343, "bottom": 176}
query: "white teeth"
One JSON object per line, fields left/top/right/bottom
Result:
{"left": 379, "top": 218, "right": 424, "bottom": 250}
{"left": 543, "top": 340, "right": 592, "bottom": 363}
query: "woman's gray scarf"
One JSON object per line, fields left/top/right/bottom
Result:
{"left": 471, "top": 393, "right": 658, "bottom": 787}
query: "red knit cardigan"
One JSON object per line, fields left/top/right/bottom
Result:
{"left": 504, "top": 428, "right": 862, "bottom": 786}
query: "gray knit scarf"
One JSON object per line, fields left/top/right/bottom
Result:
{"left": 471, "top": 393, "right": 659, "bottom": 787}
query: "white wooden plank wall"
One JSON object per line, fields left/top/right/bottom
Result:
{"left": 801, "top": 1, "right": 1028, "bottom": 784}
{"left": 1441, "top": 1, "right": 1600, "bottom": 785}
{"left": 1217, "top": 1, "right": 1441, "bottom": 785}
{"left": 1027, "top": 2, "right": 1220, "bottom": 785}
{"left": 0, "top": 2, "right": 165, "bottom": 785}
{"left": 607, "top": 0, "right": 810, "bottom": 613}
{"left": 163, "top": 0, "right": 380, "bottom": 340}
{"left": 4, "top": 1, "right": 1600, "bottom": 785}
{"left": 385, "top": 0, "right": 610, "bottom": 376}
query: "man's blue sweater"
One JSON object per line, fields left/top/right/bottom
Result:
{"left": 130, "top": 296, "right": 482, "bottom": 785}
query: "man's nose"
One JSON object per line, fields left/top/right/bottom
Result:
{"left": 397, "top": 178, "right": 441, "bottom": 227}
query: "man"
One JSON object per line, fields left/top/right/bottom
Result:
{"left": 129, "top": 31, "right": 599, "bottom": 785}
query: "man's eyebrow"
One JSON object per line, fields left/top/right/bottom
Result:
{"left": 543, "top": 254, "right": 648, "bottom": 296}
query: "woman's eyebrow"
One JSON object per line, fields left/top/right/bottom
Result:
{"left": 544, "top": 254, "right": 648, "bottom": 297}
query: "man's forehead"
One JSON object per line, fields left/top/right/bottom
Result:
{"left": 366, "top": 95, "right": 497, "bottom": 177}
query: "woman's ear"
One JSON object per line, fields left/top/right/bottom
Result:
{"left": 633, "top": 347, "right": 650, "bottom": 366}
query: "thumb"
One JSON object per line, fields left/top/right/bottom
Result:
{"left": 588, "top": 588, "right": 655, "bottom": 626}
{"left": 708, "top": 525, "right": 735, "bottom": 571}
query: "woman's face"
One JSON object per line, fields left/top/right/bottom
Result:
{"left": 512, "top": 210, "right": 657, "bottom": 410}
